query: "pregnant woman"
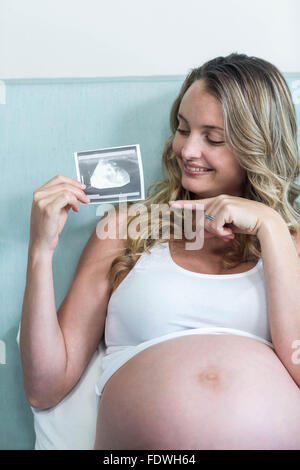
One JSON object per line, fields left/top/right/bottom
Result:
{"left": 20, "top": 53, "right": 300, "bottom": 450}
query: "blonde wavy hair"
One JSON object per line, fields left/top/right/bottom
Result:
{"left": 107, "top": 53, "right": 300, "bottom": 293}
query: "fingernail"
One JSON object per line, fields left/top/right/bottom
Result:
{"left": 170, "top": 202, "right": 182, "bottom": 208}
{"left": 81, "top": 183, "right": 86, "bottom": 188}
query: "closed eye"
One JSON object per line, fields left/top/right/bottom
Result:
{"left": 176, "top": 128, "right": 224, "bottom": 145}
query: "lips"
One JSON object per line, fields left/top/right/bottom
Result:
{"left": 183, "top": 161, "right": 213, "bottom": 170}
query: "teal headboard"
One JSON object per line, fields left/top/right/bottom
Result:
{"left": 1, "top": 74, "right": 300, "bottom": 449}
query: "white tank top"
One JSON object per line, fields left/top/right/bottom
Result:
{"left": 104, "top": 241, "right": 272, "bottom": 350}
{"left": 95, "top": 241, "right": 273, "bottom": 397}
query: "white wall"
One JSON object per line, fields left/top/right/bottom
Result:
{"left": 0, "top": 0, "right": 299, "bottom": 79}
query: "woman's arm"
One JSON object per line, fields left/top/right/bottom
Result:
{"left": 20, "top": 173, "right": 125, "bottom": 409}
{"left": 21, "top": 209, "right": 124, "bottom": 410}
{"left": 20, "top": 175, "right": 89, "bottom": 409}
{"left": 20, "top": 243, "right": 70, "bottom": 408}
{"left": 257, "top": 215, "right": 300, "bottom": 387}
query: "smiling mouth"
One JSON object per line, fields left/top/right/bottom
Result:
{"left": 183, "top": 163, "right": 214, "bottom": 175}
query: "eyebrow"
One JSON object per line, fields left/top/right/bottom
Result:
{"left": 177, "top": 112, "right": 224, "bottom": 131}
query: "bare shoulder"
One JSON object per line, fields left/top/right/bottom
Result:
{"left": 76, "top": 204, "right": 128, "bottom": 276}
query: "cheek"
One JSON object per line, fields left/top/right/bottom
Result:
{"left": 234, "top": 164, "right": 247, "bottom": 181}
{"left": 172, "top": 135, "right": 181, "bottom": 156}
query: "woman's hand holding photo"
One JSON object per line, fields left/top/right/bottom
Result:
{"left": 29, "top": 174, "right": 90, "bottom": 253}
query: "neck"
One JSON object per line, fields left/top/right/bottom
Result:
{"left": 173, "top": 235, "right": 233, "bottom": 257}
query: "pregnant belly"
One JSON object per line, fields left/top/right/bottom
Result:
{"left": 95, "top": 335, "right": 300, "bottom": 450}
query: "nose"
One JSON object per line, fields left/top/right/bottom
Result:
{"left": 181, "top": 135, "right": 205, "bottom": 162}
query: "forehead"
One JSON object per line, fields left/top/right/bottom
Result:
{"left": 179, "top": 80, "right": 224, "bottom": 124}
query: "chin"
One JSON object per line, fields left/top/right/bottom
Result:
{"left": 180, "top": 181, "right": 214, "bottom": 199}
{"left": 180, "top": 178, "right": 243, "bottom": 200}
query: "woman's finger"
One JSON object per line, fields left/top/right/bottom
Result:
{"left": 35, "top": 174, "right": 85, "bottom": 192}
{"left": 43, "top": 191, "right": 81, "bottom": 214}
{"left": 34, "top": 183, "right": 89, "bottom": 205}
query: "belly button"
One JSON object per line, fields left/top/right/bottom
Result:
{"left": 198, "top": 368, "right": 222, "bottom": 388}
